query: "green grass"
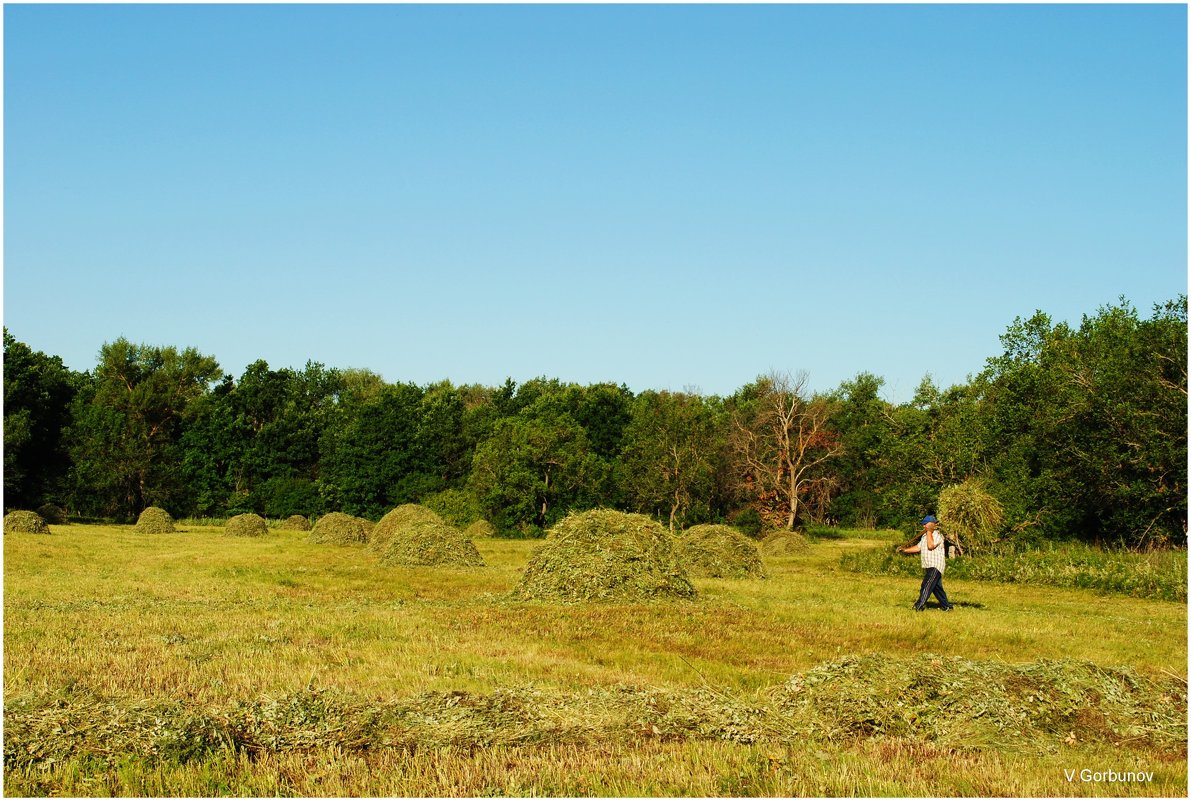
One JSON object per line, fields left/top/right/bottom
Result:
{"left": 841, "top": 540, "right": 1188, "bottom": 602}
{"left": 4, "top": 524, "right": 1186, "bottom": 797}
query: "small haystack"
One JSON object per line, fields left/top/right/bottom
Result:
{"left": 135, "top": 506, "right": 176, "bottom": 534}
{"left": 370, "top": 504, "right": 484, "bottom": 567}
{"left": 278, "top": 515, "right": 312, "bottom": 532}
{"left": 465, "top": 519, "right": 497, "bottom": 538}
{"left": 36, "top": 504, "right": 68, "bottom": 525}
{"left": 4, "top": 510, "right": 50, "bottom": 535}
{"left": 677, "top": 524, "right": 767, "bottom": 579}
{"left": 308, "top": 512, "right": 369, "bottom": 546}
{"left": 225, "top": 513, "right": 268, "bottom": 537}
{"left": 760, "top": 529, "right": 811, "bottom": 556}
{"left": 515, "top": 510, "right": 696, "bottom": 603}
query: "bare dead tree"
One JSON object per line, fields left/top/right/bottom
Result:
{"left": 732, "top": 371, "right": 844, "bottom": 530}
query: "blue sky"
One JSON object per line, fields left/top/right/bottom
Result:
{"left": 4, "top": 4, "right": 1186, "bottom": 402}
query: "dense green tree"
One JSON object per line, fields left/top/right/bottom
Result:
{"left": 469, "top": 413, "right": 603, "bottom": 533}
{"left": 318, "top": 382, "right": 427, "bottom": 518}
{"left": 617, "top": 390, "right": 722, "bottom": 531}
{"left": 68, "top": 339, "right": 220, "bottom": 519}
{"left": 3, "top": 330, "right": 80, "bottom": 511}
{"left": 181, "top": 361, "right": 343, "bottom": 516}
{"left": 977, "top": 297, "right": 1187, "bottom": 546}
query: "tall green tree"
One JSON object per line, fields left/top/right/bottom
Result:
{"left": 469, "top": 412, "right": 603, "bottom": 533}
{"left": 3, "top": 330, "right": 80, "bottom": 510}
{"left": 68, "top": 338, "right": 220, "bottom": 519}
{"left": 617, "top": 390, "right": 722, "bottom": 531}
{"left": 978, "top": 297, "right": 1187, "bottom": 546}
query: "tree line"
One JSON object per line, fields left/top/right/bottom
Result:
{"left": 4, "top": 296, "right": 1186, "bottom": 549}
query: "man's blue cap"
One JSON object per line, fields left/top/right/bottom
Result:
{"left": 920, "top": 515, "right": 938, "bottom": 524}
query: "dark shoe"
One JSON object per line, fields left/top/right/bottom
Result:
{"left": 941, "top": 605, "right": 954, "bottom": 611}
{"left": 913, "top": 605, "right": 925, "bottom": 612}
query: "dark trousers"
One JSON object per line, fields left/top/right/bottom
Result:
{"left": 915, "top": 567, "right": 952, "bottom": 610}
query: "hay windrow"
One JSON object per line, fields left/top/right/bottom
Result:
{"left": 135, "top": 507, "right": 176, "bottom": 534}
{"left": 465, "top": 519, "right": 497, "bottom": 538}
{"left": 515, "top": 510, "right": 696, "bottom": 603}
{"left": 278, "top": 515, "right": 312, "bottom": 532}
{"left": 3, "top": 511, "right": 49, "bottom": 535}
{"left": 371, "top": 505, "right": 484, "bottom": 567}
{"left": 678, "top": 524, "right": 767, "bottom": 579}
{"left": 5, "top": 655, "right": 1182, "bottom": 771}
{"left": 760, "top": 530, "right": 811, "bottom": 556}
{"left": 778, "top": 653, "right": 1187, "bottom": 751}
{"left": 308, "top": 512, "right": 368, "bottom": 546}
{"left": 224, "top": 513, "right": 268, "bottom": 538}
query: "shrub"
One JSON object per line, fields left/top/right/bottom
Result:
{"left": 308, "top": 512, "right": 368, "bottom": 546}
{"left": 677, "top": 524, "right": 767, "bottom": 579}
{"left": 465, "top": 519, "right": 497, "bottom": 538}
{"left": 4, "top": 511, "right": 49, "bottom": 535}
{"left": 259, "top": 477, "right": 322, "bottom": 520}
{"left": 370, "top": 505, "right": 484, "bottom": 567}
{"left": 421, "top": 488, "right": 483, "bottom": 529}
{"left": 728, "top": 508, "right": 763, "bottom": 537}
{"left": 760, "top": 529, "right": 811, "bottom": 556}
{"left": 35, "top": 504, "right": 68, "bottom": 525}
{"left": 938, "top": 478, "right": 1005, "bottom": 552}
{"left": 278, "top": 515, "right": 312, "bottom": 532}
{"left": 135, "top": 507, "right": 176, "bottom": 534}
{"left": 514, "top": 510, "right": 696, "bottom": 603}
{"left": 224, "top": 513, "right": 268, "bottom": 538}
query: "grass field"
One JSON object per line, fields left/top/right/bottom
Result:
{"left": 4, "top": 524, "right": 1187, "bottom": 797}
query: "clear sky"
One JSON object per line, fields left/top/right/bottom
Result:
{"left": 4, "top": 4, "right": 1186, "bottom": 402}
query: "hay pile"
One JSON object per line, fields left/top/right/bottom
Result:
{"left": 760, "top": 529, "right": 811, "bottom": 556}
{"left": 938, "top": 478, "right": 1004, "bottom": 551}
{"left": 779, "top": 653, "right": 1186, "bottom": 750}
{"left": 308, "top": 512, "right": 369, "bottom": 546}
{"left": 134, "top": 507, "right": 176, "bottom": 534}
{"left": 4, "top": 511, "right": 50, "bottom": 535}
{"left": 278, "top": 515, "right": 312, "bottom": 532}
{"left": 465, "top": 519, "right": 497, "bottom": 538}
{"left": 224, "top": 513, "right": 268, "bottom": 537}
{"left": 35, "top": 504, "right": 68, "bottom": 525}
{"left": 515, "top": 510, "right": 696, "bottom": 603}
{"left": 677, "top": 524, "right": 767, "bottom": 579}
{"left": 369, "top": 505, "right": 483, "bottom": 567}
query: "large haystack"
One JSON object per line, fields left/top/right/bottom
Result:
{"left": 278, "top": 515, "right": 312, "bottom": 532}
{"left": 135, "top": 506, "right": 176, "bottom": 534}
{"left": 465, "top": 519, "right": 497, "bottom": 538}
{"left": 515, "top": 510, "right": 696, "bottom": 603}
{"left": 677, "top": 524, "right": 767, "bottom": 579}
{"left": 4, "top": 510, "right": 50, "bottom": 535}
{"left": 225, "top": 513, "right": 268, "bottom": 537}
{"left": 370, "top": 504, "right": 483, "bottom": 567}
{"left": 760, "top": 529, "right": 811, "bottom": 556}
{"left": 308, "top": 512, "right": 368, "bottom": 545}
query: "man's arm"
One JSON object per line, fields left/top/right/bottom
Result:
{"left": 925, "top": 529, "right": 940, "bottom": 550}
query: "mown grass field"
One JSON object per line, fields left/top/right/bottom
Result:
{"left": 4, "top": 524, "right": 1187, "bottom": 797}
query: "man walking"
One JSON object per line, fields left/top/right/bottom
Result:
{"left": 898, "top": 515, "right": 954, "bottom": 611}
